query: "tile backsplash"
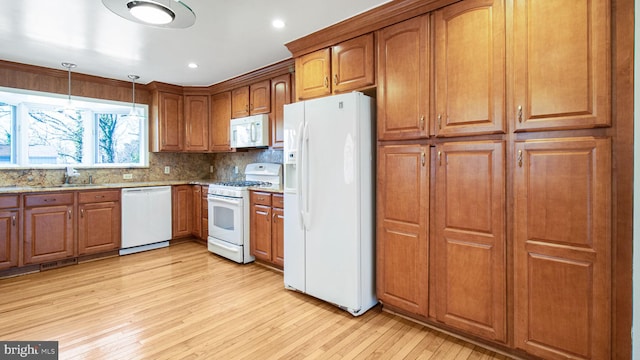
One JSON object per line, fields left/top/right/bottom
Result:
{"left": 0, "top": 152, "right": 213, "bottom": 187}
{"left": 0, "top": 149, "right": 284, "bottom": 187}
{"left": 211, "top": 149, "right": 283, "bottom": 181}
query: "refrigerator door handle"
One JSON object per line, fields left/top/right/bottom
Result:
{"left": 301, "top": 121, "right": 311, "bottom": 230}
{"left": 296, "top": 121, "right": 305, "bottom": 230}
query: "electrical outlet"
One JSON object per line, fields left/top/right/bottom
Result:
{"left": 164, "top": 166, "right": 170, "bottom": 174}
{"left": 123, "top": 174, "right": 133, "bottom": 180}
{"left": 234, "top": 166, "right": 238, "bottom": 174}
{"left": 209, "top": 165, "right": 214, "bottom": 173}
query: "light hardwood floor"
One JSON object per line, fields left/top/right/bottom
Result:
{"left": 0, "top": 242, "right": 512, "bottom": 359}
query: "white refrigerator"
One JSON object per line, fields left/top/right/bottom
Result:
{"left": 283, "top": 92, "right": 377, "bottom": 316}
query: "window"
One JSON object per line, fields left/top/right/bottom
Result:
{"left": 0, "top": 87, "right": 148, "bottom": 168}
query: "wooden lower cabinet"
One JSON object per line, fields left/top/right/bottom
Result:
{"left": 24, "top": 192, "right": 75, "bottom": 265}
{"left": 201, "top": 186, "right": 208, "bottom": 239}
{"left": 376, "top": 144, "right": 429, "bottom": 317}
{"left": 78, "top": 190, "right": 121, "bottom": 255}
{"left": 0, "top": 195, "right": 19, "bottom": 270}
{"left": 192, "top": 185, "right": 202, "bottom": 239}
{"left": 172, "top": 185, "right": 192, "bottom": 238}
{"left": 250, "top": 191, "right": 284, "bottom": 269}
{"left": 434, "top": 141, "right": 506, "bottom": 342}
{"left": 514, "top": 137, "right": 611, "bottom": 359}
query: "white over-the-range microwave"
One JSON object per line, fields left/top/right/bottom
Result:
{"left": 230, "top": 114, "right": 269, "bottom": 148}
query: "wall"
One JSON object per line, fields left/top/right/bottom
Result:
{"left": 210, "top": 148, "right": 283, "bottom": 181}
{"left": 0, "top": 152, "right": 214, "bottom": 187}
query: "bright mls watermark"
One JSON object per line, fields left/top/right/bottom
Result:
{"left": 0, "top": 341, "right": 58, "bottom": 359}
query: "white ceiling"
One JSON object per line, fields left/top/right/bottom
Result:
{"left": 0, "top": 0, "right": 390, "bottom": 86}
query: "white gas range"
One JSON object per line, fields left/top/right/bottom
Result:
{"left": 207, "top": 163, "right": 282, "bottom": 263}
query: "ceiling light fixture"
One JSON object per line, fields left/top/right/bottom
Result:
{"left": 127, "top": 74, "right": 144, "bottom": 120}
{"left": 272, "top": 19, "right": 285, "bottom": 29}
{"left": 61, "top": 62, "right": 77, "bottom": 116}
{"left": 127, "top": 1, "right": 175, "bottom": 25}
{"left": 102, "top": 0, "right": 196, "bottom": 29}
{"left": 188, "top": 62, "right": 198, "bottom": 69}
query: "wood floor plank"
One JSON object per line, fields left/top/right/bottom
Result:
{"left": 0, "top": 242, "right": 511, "bottom": 359}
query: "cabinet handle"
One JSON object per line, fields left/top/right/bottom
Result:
{"left": 324, "top": 76, "right": 329, "bottom": 88}
{"left": 266, "top": 211, "right": 270, "bottom": 222}
{"left": 95, "top": 195, "right": 104, "bottom": 198}
{"left": 11, "top": 216, "right": 15, "bottom": 226}
{"left": 273, "top": 213, "right": 277, "bottom": 223}
{"left": 517, "top": 105, "right": 523, "bottom": 123}
{"left": 421, "top": 152, "right": 426, "bottom": 166}
{"left": 43, "top": 198, "right": 56, "bottom": 202}
{"left": 245, "top": 104, "right": 249, "bottom": 112}
{"left": 438, "top": 151, "right": 442, "bottom": 166}
{"left": 420, "top": 116, "right": 425, "bottom": 129}
{"left": 81, "top": 209, "right": 84, "bottom": 218}
{"left": 437, "top": 114, "right": 442, "bottom": 129}
{"left": 334, "top": 74, "right": 338, "bottom": 85}
{"left": 517, "top": 150, "right": 523, "bottom": 167}
{"left": 250, "top": 103, "right": 254, "bottom": 111}
{"left": 68, "top": 209, "right": 72, "bottom": 219}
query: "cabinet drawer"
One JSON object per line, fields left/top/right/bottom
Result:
{"left": 24, "top": 192, "right": 74, "bottom": 207}
{"left": 272, "top": 194, "right": 284, "bottom": 208}
{"left": 78, "top": 189, "right": 120, "bottom": 204}
{"left": 251, "top": 191, "right": 271, "bottom": 206}
{"left": 0, "top": 195, "right": 19, "bottom": 209}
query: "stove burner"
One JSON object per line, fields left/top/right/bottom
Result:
{"left": 214, "top": 180, "right": 271, "bottom": 187}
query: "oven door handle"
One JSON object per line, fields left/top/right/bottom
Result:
{"left": 208, "top": 196, "right": 242, "bottom": 205}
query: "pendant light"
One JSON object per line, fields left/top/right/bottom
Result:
{"left": 127, "top": 74, "right": 143, "bottom": 120}
{"left": 61, "top": 62, "right": 77, "bottom": 116}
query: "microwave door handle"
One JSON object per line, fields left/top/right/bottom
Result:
{"left": 250, "top": 122, "right": 257, "bottom": 142}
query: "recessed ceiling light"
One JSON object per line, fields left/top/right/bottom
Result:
{"left": 272, "top": 19, "right": 285, "bottom": 29}
{"left": 188, "top": 63, "right": 198, "bottom": 69}
{"left": 102, "top": 0, "right": 196, "bottom": 29}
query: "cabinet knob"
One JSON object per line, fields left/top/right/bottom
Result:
{"left": 517, "top": 150, "right": 523, "bottom": 167}
{"left": 324, "top": 76, "right": 329, "bottom": 88}
{"left": 81, "top": 209, "right": 84, "bottom": 218}
{"left": 517, "top": 105, "right": 523, "bottom": 123}
{"left": 273, "top": 213, "right": 277, "bottom": 223}
{"left": 68, "top": 209, "right": 72, "bottom": 219}
{"left": 334, "top": 74, "right": 338, "bottom": 85}
{"left": 12, "top": 215, "right": 15, "bottom": 226}
{"left": 437, "top": 114, "right": 442, "bottom": 129}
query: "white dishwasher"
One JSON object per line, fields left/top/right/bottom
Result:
{"left": 120, "top": 186, "right": 172, "bottom": 255}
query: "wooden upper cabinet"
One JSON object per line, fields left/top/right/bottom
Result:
{"left": 512, "top": 0, "right": 610, "bottom": 131}
{"left": 296, "top": 48, "right": 332, "bottom": 100}
{"left": 434, "top": 0, "right": 505, "bottom": 136}
{"left": 331, "top": 33, "right": 375, "bottom": 93}
{"left": 376, "top": 144, "right": 429, "bottom": 317}
{"left": 514, "top": 137, "right": 611, "bottom": 359}
{"left": 153, "top": 91, "right": 184, "bottom": 152}
{"left": 231, "top": 80, "right": 271, "bottom": 119}
{"left": 270, "top": 74, "right": 291, "bottom": 149}
{"left": 434, "top": 141, "right": 506, "bottom": 342}
{"left": 377, "top": 15, "right": 429, "bottom": 140}
{"left": 184, "top": 94, "right": 209, "bottom": 152}
{"left": 296, "top": 34, "right": 375, "bottom": 101}
{"left": 231, "top": 86, "right": 250, "bottom": 118}
{"left": 210, "top": 91, "right": 232, "bottom": 152}
{"left": 250, "top": 80, "right": 271, "bottom": 115}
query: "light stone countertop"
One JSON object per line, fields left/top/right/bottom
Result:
{"left": 0, "top": 180, "right": 221, "bottom": 194}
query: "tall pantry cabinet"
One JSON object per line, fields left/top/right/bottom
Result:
{"left": 374, "top": 0, "right": 613, "bottom": 358}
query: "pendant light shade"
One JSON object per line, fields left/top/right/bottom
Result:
{"left": 61, "top": 62, "right": 77, "bottom": 116}
{"left": 127, "top": 74, "right": 144, "bottom": 120}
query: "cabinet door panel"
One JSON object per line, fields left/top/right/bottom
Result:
{"left": 512, "top": 0, "right": 610, "bottom": 131}
{"left": 24, "top": 205, "right": 74, "bottom": 264}
{"left": 332, "top": 33, "right": 375, "bottom": 93}
{"left": 376, "top": 144, "right": 429, "bottom": 316}
{"left": 250, "top": 80, "right": 270, "bottom": 114}
{"left": 271, "top": 74, "right": 291, "bottom": 149}
{"left": 377, "top": 16, "right": 429, "bottom": 140}
{"left": 296, "top": 48, "right": 331, "bottom": 100}
{"left": 514, "top": 137, "right": 611, "bottom": 359}
{"left": 0, "top": 210, "right": 18, "bottom": 269}
{"left": 184, "top": 95, "right": 209, "bottom": 151}
{"left": 272, "top": 207, "right": 284, "bottom": 268}
{"left": 231, "top": 86, "right": 250, "bottom": 118}
{"left": 158, "top": 92, "right": 184, "bottom": 151}
{"left": 210, "top": 92, "right": 232, "bottom": 151}
{"left": 435, "top": 0, "right": 505, "bottom": 136}
{"left": 434, "top": 141, "right": 505, "bottom": 342}
{"left": 250, "top": 203, "right": 271, "bottom": 262}
{"left": 172, "top": 185, "right": 192, "bottom": 238}
{"left": 78, "top": 202, "right": 120, "bottom": 255}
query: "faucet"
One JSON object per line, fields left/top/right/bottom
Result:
{"left": 64, "top": 166, "right": 80, "bottom": 184}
